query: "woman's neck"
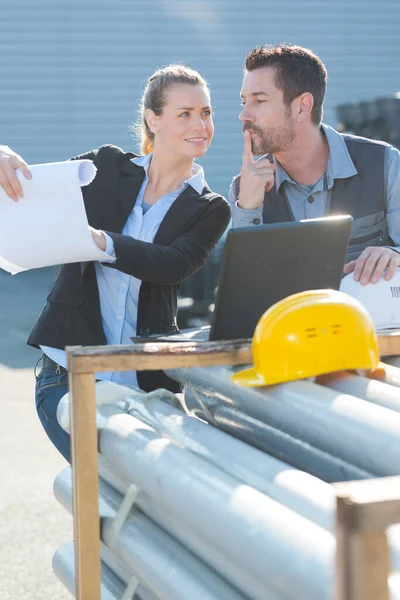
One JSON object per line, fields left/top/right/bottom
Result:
{"left": 146, "top": 149, "right": 194, "bottom": 195}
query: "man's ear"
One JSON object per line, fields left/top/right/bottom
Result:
{"left": 296, "top": 92, "right": 314, "bottom": 123}
{"left": 145, "top": 109, "right": 160, "bottom": 134}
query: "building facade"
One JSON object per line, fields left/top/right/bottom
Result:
{"left": 1, "top": 0, "right": 400, "bottom": 199}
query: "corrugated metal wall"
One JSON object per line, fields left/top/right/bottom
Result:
{"left": 1, "top": 0, "right": 400, "bottom": 197}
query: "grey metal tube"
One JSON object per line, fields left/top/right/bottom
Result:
{"left": 183, "top": 388, "right": 375, "bottom": 483}
{"left": 53, "top": 540, "right": 134, "bottom": 600}
{"left": 98, "top": 412, "right": 335, "bottom": 600}
{"left": 95, "top": 461, "right": 284, "bottom": 600}
{"left": 320, "top": 372, "right": 400, "bottom": 413}
{"left": 166, "top": 366, "right": 400, "bottom": 477}
{"left": 373, "top": 362, "right": 400, "bottom": 388}
{"left": 54, "top": 468, "right": 250, "bottom": 600}
{"left": 96, "top": 460, "right": 400, "bottom": 579}
{"left": 119, "top": 394, "right": 335, "bottom": 530}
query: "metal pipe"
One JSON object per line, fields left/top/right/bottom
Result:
{"left": 120, "top": 393, "right": 335, "bottom": 530}
{"left": 166, "top": 366, "right": 400, "bottom": 477}
{"left": 373, "top": 362, "right": 400, "bottom": 388}
{"left": 319, "top": 372, "right": 400, "bottom": 413}
{"left": 53, "top": 540, "right": 155, "bottom": 600}
{"left": 95, "top": 460, "right": 284, "bottom": 600}
{"left": 54, "top": 468, "right": 250, "bottom": 600}
{"left": 183, "top": 388, "right": 375, "bottom": 483}
{"left": 98, "top": 411, "right": 335, "bottom": 600}
{"left": 96, "top": 458, "right": 400, "bottom": 582}
{"left": 61, "top": 383, "right": 336, "bottom": 529}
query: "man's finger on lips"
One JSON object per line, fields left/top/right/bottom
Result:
{"left": 5, "top": 162, "right": 23, "bottom": 198}
{"left": 242, "top": 129, "right": 254, "bottom": 165}
{"left": 253, "top": 160, "right": 274, "bottom": 172}
{"left": 252, "top": 168, "right": 275, "bottom": 180}
{"left": 371, "top": 252, "right": 393, "bottom": 283}
{"left": 384, "top": 254, "right": 400, "bottom": 280}
{"left": 254, "top": 156, "right": 273, "bottom": 168}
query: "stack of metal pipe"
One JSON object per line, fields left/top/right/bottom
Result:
{"left": 53, "top": 360, "right": 400, "bottom": 599}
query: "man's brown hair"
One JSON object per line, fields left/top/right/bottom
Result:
{"left": 245, "top": 44, "right": 328, "bottom": 125}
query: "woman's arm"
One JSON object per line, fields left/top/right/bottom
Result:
{"left": 103, "top": 198, "right": 231, "bottom": 285}
{"left": 0, "top": 145, "right": 99, "bottom": 202}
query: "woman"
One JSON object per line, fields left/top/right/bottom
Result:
{"left": 0, "top": 65, "right": 230, "bottom": 462}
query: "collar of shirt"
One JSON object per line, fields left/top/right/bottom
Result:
{"left": 273, "top": 123, "right": 358, "bottom": 193}
{"left": 131, "top": 153, "right": 205, "bottom": 195}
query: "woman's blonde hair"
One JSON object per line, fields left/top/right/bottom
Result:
{"left": 137, "top": 65, "right": 209, "bottom": 155}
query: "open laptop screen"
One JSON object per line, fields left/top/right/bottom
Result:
{"left": 209, "top": 215, "right": 353, "bottom": 341}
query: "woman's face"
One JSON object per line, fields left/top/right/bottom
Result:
{"left": 148, "top": 83, "right": 214, "bottom": 159}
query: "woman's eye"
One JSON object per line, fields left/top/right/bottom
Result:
{"left": 203, "top": 110, "right": 212, "bottom": 117}
{"left": 179, "top": 112, "right": 189, "bottom": 117}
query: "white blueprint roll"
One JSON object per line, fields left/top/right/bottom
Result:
{"left": 0, "top": 159, "right": 113, "bottom": 274}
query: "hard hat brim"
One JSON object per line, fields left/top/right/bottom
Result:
{"left": 232, "top": 367, "right": 267, "bottom": 387}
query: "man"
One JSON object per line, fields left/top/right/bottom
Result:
{"left": 230, "top": 44, "right": 400, "bottom": 285}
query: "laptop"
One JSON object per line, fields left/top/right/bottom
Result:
{"left": 132, "top": 215, "right": 353, "bottom": 343}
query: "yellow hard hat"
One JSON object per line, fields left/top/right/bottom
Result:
{"left": 232, "top": 289, "right": 380, "bottom": 387}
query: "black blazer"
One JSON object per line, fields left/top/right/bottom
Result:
{"left": 28, "top": 144, "right": 231, "bottom": 392}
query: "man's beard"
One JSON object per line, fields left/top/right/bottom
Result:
{"left": 243, "top": 111, "right": 295, "bottom": 156}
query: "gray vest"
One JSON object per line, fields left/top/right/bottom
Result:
{"left": 234, "top": 134, "right": 391, "bottom": 263}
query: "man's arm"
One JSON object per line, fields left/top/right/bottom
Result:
{"left": 228, "top": 129, "right": 275, "bottom": 228}
{"left": 343, "top": 145, "right": 400, "bottom": 284}
{"left": 228, "top": 177, "right": 263, "bottom": 228}
{"left": 385, "top": 145, "right": 400, "bottom": 246}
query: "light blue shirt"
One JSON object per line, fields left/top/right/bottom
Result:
{"left": 229, "top": 123, "right": 400, "bottom": 247}
{"left": 41, "top": 153, "right": 205, "bottom": 388}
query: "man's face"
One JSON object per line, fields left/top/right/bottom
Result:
{"left": 239, "top": 67, "right": 295, "bottom": 155}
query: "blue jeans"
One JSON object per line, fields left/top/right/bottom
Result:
{"left": 35, "top": 359, "right": 71, "bottom": 463}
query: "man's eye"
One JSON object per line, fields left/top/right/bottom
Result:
{"left": 203, "top": 110, "right": 212, "bottom": 116}
{"left": 257, "top": 100, "right": 266, "bottom": 104}
{"left": 179, "top": 112, "right": 189, "bottom": 117}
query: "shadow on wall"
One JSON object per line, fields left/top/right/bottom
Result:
{"left": 0, "top": 267, "right": 56, "bottom": 369}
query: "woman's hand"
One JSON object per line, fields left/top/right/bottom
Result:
{"left": 88, "top": 226, "right": 107, "bottom": 251}
{"left": 0, "top": 146, "right": 32, "bottom": 202}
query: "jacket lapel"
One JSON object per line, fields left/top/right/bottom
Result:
{"left": 81, "top": 157, "right": 145, "bottom": 275}
{"left": 119, "top": 159, "right": 146, "bottom": 230}
{"left": 154, "top": 185, "right": 209, "bottom": 246}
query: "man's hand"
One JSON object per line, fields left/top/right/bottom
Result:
{"left": 89, "top": 226, "right": 107, "bottom": 251}
{"left": 343, "top": 246, "right": 400, "bottom": 285}
{"left": 0, "top": 145, "right": 32, "bottom": 202}
{"left": 237, "top": 130, "right": 275, "bottom": 210}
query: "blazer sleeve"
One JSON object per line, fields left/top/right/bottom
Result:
{"left": 104, "top": 198, "right": 231, "bottom": 285}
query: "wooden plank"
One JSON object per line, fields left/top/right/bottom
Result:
{"left": 336, "top": 498, "right": 390, "bottom": 600}
{"left": 67, "top": 340, "right": 253, "bottom": 374}
{"left": 68, "top": 370, "right": 100, "bottom": 600}
{"left": 378, "top": 330, "right": 400, "bottom": 357}
{"left": 334, "top": 477, "right": 400, "bottom": 533}
{"left": 65, "top": 331, "right": 400, "bottom": 375}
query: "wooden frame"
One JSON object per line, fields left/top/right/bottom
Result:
{"left": 66, "top": 331, "right": 400, "bottom": 599}
{"left": 334, "top": 477, "right": 400, "bottom": 600}
{"left": 66, "top": 339, "right": 251, "bottom": 599}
